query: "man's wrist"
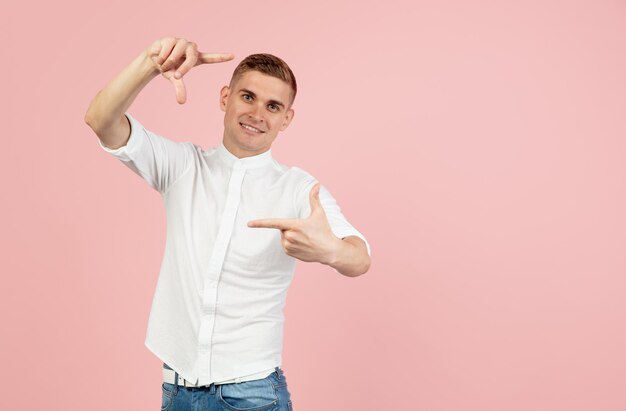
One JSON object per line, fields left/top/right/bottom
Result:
{"left": 321, "top": 236, "right": 344, "bottom": 266}
{"left": 139, "top": 50, "right": 162, "bottom": 79}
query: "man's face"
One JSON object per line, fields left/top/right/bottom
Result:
{"left": 220, "top": 71, "right": 295, "bottom": 158}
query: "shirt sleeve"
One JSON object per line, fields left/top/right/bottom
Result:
{"left": 295, "top": 177, "right": 371, "bottom": 257}
{"left": 98, "top": 113, "right": 193, "bottom": 194}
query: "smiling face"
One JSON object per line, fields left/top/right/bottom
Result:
{"left": 220, "top": 70, "right": 295, "bottom": 158}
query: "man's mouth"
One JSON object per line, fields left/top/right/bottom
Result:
{"left": 240, "top": 122, "right": 264, "bottom": 133}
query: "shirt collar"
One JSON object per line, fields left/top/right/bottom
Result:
{"left": 216, "top": 142, "right": 274, "bottom": 170}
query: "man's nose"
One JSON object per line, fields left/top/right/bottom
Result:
{"left": 248, "top": 103, "right": 264, "bottom": 121}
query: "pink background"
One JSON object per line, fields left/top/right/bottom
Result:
{"left": 2, "top": 0, "right": 625, "bottom": 410}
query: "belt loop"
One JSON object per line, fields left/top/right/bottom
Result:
{"left": 274, "top": 366, "right": 280, "bottom": 378}
{"left": 174, "top": 371, "right": 179, "bottom": 394}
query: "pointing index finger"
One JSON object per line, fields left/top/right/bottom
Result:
{"left": 197, "top": 52, "right": 235, "bottom": 65}
{"left": 248, "top": 218, "right": 300, "bottom": 230}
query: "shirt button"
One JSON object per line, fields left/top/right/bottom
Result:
{"left": 209, "top": 281, "right": 217, "bottom": 288}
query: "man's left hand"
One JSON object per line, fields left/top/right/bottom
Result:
{"left": 247, "top": 183, "right": 340, "bottom": 264}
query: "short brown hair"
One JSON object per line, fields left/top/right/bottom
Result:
{"left": 229, "top": 53, "right": 297, "bottom": 106}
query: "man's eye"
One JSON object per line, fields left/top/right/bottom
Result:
{"left": 268, "top": 104, "right": 279, "bottom": 112}
{"left": 242, "top": 94, "right": 252, "bottom": 101}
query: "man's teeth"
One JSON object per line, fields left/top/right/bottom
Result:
{"left": 241, "top": 123, "right": 262, "bottom": 133}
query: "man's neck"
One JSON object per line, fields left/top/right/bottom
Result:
{"left": 222, "top": 139, "right": 270, "bottom": 159}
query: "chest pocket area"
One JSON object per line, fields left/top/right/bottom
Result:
{"left": 228, "top": 221, "right": 291, "bottom": 272}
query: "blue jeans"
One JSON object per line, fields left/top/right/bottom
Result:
{"left": 161, "top": 366, "right": 293, "bottom": 411}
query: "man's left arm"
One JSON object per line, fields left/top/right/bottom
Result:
{"left": 326, "top": 235, "right": 371, "bottom": 277}
{"left": 248, "top": 182, "right": 371, "bottom": 277}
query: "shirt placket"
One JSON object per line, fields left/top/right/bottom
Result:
{"left": 197, "top": 162, "right": 246, "bottom": 382}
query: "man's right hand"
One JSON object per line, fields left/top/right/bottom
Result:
{"left": 147, "top": 37, "right": 234, "bottom": 104}
{"left": 85, "top": 37, "right": 233, "bottom": 149}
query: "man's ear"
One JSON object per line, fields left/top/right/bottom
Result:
{"left": 280, "top": 108, "right": 295, "bottom": 131}
{"left": 219, "top": 86, "right": 230, "bottom": 112}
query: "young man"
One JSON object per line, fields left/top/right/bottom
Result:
{"left": 85, "top": 37, "right": 371, "bottom": 411}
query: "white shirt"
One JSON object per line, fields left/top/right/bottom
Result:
{"left": 98, "top": 113, "right": 371, "bottom": 385}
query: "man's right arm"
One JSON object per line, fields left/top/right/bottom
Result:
{"left": 84, "top": 51, "right": 160, "bottom": 149}
{"left": 85, "top": 38, "right": 233, "bottom": 149}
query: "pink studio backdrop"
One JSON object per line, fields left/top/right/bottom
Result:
{"left": 2, "top": 0, "right": 625, "bottom": 410}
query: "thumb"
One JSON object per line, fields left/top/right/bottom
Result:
{"left": 161, "top": 70, "right": 187, "bottom": 104}
{"left": 308, "top": 182, "right": 323, "bottom": 216}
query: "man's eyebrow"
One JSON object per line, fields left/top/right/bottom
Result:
{"left": 239, "top": 89, "right": 286, "bottom": 109}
